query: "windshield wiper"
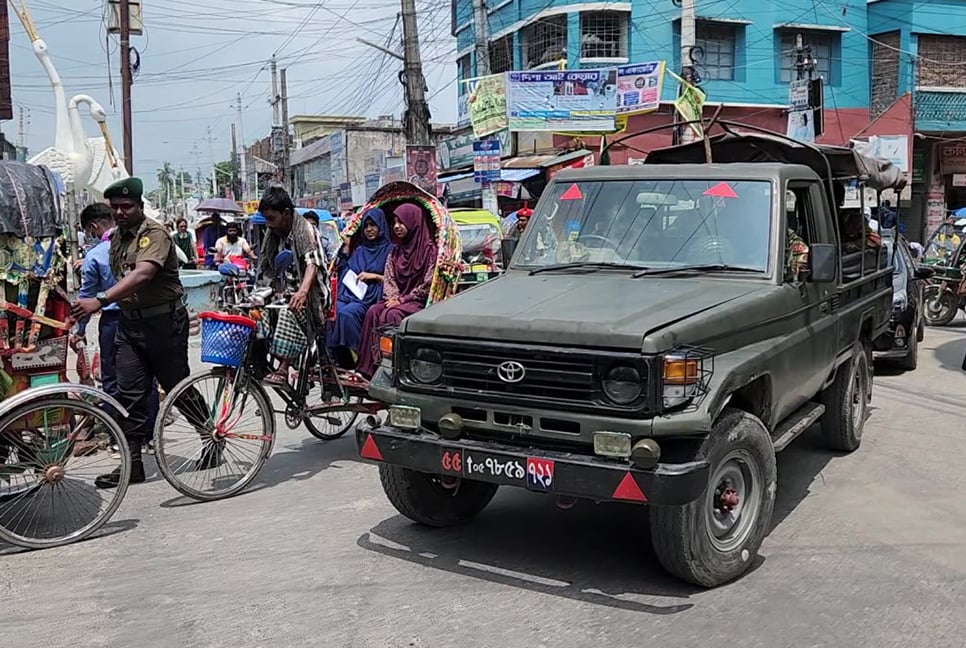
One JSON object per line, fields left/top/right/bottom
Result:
{"left": 528, "top": 262, "right": 651, "bottom": 276}
{"left": 632, "top": 264, "right": 763, "bottom": 278}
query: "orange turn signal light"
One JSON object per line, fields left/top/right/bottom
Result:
{"left": 663, "top": 358, "right": 698, "bottom": 385}
{"left": 379, "top": 335, "right": 394, "bottom": 358}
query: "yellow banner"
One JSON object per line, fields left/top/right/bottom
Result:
{"left": 667, "top": 70, "right": 706, "bottom": 137}
{"left": 465, "top": 73, "right": 508, "bottom": 138}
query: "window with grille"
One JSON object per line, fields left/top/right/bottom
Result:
{"left": 580, "top": 11, "right": 628, "bottom": 60}
{"left": 457, "top": 54, "right": 471, "bottom": 94}
{"left": 522, "top": 15, "right": 567, "bottom": 69}
{"left": 778, "top": 30, "right": 836, "bottom": 83}
{"left": 694, "top": 21, "right": 736, "bottom": 80}
{"left": 918, "top": 35, "right": 966, "bottom": 88}
{"left": 490, "top": 35, "right": 512, "bottom": 73}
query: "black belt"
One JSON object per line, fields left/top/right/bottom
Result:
{"left": 120, "top": 299, "right": 186, "bottom": 320}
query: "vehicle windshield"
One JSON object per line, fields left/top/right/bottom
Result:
{"left": 923, "top": 222, "right": 965, "bottom": 266}
{"left": 512, "top": 179, "right": 773, "bottom": 273}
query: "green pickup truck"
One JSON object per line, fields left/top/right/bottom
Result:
{"left": 357, "top": 132, "right": 903, "bottom": 587}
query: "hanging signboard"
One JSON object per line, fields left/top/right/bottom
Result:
{"left": 786, "top": 109, "right": 815, "bottom": 143}
{"left": 438, "top": 129, "right": 512, "bottom": 170}
{"left": 406, "top": 145, "right": 438, "bottom": 194}
{"left": 463, "top": 74, "right": 508, "bottom": 138}
{"left": 473, "top": 139, "right": 501, "bottom": 184}
{"left": 364, "top": 173, "right": 380, "bottom": 199}
{"left": 788, "top": 79, "right": 809, "bottom": 111}
{"left": 507, "top": 69, "right": 617, "bottom": 132}
{"left": 338, "top": 182, "right": 353, "bottom": 211}
{"left": 669, "top": 70, "right": 705, "bottom": 137}
{"left": 615, "top": 61, "right": 665, "bottom": 115}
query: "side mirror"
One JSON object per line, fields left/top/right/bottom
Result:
{"left": 274, "top": 249, "right": 294, "bottom": 273}
{"left": 500, "top": 238, "right": 518, "bottom": 268}
{"left": 914, "top": 265, "right": 936, "bottom": 280}
{"left": 808, "top": 243, "right": 837, "bottom": 283}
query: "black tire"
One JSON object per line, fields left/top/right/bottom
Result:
{"left": 303, "top": 395, "right": 360, "bottom": 441}
{"left": 378, "top": 464, "right": 498, "bottom": 527}
{"left": 819, "top": 343, "right": 870, "bottom": 452}
{"left": 895, "top": 332, "right": 918, "bottom": 372}
{"left": 917, "top": 312, "right": 925, "bottom": 342}
{"left": 924, "top": 286, "right": 958, "bottom": 326}
{"left": 649, "top": 408, "right": 776, "bottom": 588}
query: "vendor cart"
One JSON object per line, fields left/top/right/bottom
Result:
{"left": 0, "top": 161, "right": 130, "bottom": 549}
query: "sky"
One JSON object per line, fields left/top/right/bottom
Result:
{"left": 4, "top": 0, "right": 459, "bottom": 191}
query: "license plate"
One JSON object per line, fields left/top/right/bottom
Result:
{"left": 476, "top": 272, "right": 489, "bottom": 282}
{"left": 526, "top": 457, "right": 555, "bottom": 492}
{"left": 462, "top": 450, "right": 526, "bottom": 484}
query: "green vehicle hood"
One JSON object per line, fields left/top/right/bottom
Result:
{"left": 402, "top": 271, "right": 765, "bottom": 350}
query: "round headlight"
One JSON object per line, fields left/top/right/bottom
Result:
{"left": 410, "top": 347, "right": 443, "bottom": 384}
{"left": 602, "top": 365, "right": 643, "bottom": 405}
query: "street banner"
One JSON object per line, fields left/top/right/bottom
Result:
{"left": 786, "top": 109, "right": 815, "bottom": 143}
{"left": 616, "top": 61, "right": 665, "bottom": 115}
{"left": 668, "top": 69, "right": 706, "bottom": 137}
{"left": 364, "top": 173, "right": 380, "bottom": 200}
{"left": 473, "top": 139, "right": 501, "bottom": 184}
{"left": 506, "top": 69, "right": 618, "bottom": 132}
{"left": 463, "top": 74, "right": 508, "bottom": 138}
{"left": 406, "top": 145, "right": 438, "bottom": 194}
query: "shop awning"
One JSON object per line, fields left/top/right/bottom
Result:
{"left": 438, "top": 168, "right": 540, "bottom": 184}
{"left": 502, "top": 149, "right": 593, "bottom": 169}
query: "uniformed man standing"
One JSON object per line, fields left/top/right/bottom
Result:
{"left": 70, "top": 177, "right": 200, "bottom": 488}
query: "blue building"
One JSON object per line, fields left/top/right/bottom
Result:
{"left": 453, "top": 0, "right": 872, "bottom": 136}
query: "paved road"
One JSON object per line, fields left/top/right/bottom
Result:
{"left": 4, "top": 324, "right": 966, "bottom": 648}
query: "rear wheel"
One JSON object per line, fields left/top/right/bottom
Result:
{"left": 0, "top": 396, "right": 130, "bottom": 549}
{"left": 896, "top": 329, "right": 919, "bottom": 372}
{"left": 649, "top": 408, "right": 776, "bottom": 588}
{"left": 819, "top": 343, "right": 870, "bottom": 452}
{"left": 379, "top": 464, "right": 498, "bottom": 527}
{"left": 924, "top": 286, "right": 958, "bottom": 326}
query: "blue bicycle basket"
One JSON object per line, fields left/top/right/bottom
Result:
{"left": 199, "top": 312, "right": 257, "bottom": 367}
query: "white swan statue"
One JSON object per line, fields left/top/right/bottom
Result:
{"left": 10, "top": 0, "right": 159, "bottom": 216}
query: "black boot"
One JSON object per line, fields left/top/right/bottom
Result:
{"left": 95, "top": 459, "right": 146, "bottom": 489}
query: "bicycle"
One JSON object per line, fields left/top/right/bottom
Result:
{"left": 153, "top": 252, "right": 385, "bottom": 501}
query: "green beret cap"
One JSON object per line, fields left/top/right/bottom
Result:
{"left": 104, "top": 177, "right": 144, "bottom": 201}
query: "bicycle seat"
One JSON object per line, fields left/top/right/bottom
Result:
{"left": 219, "top": 262, "right": 241, "bottom": 277}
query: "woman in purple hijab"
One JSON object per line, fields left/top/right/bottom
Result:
{"left": 356, "top": 203, "right": 438, "bottom": 378}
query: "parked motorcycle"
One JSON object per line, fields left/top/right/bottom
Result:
{"left": 923, "top": 264, "right": 965, "bottom": 326}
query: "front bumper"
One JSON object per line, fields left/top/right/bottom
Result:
{"left": 356, "top": 421, "right": 711, "bottom": 506}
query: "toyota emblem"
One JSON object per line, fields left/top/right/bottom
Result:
{"left": 496, "top": 361, "right": 526, "bottom": 383}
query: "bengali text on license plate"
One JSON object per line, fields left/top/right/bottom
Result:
{"left": 462, "top": 451, "right": 526, "bottom": 483}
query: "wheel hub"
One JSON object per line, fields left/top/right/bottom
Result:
{"left": 42, "top": 464, "right": 65, "bottom": 484}
{"left": 718, "top": 483, "right": 740, "bottom": 511}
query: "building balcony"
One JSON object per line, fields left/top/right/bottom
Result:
{"left": 914, "top": 87, "right": 966, "bottom": 132}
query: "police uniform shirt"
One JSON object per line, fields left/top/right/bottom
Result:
{"left": 109, "top": 216, "right": 185, "bottom": 310}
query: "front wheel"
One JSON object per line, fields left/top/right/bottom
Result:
{"left": 649, "top": 408, "right": 777, "bottom": 588}
{"left": 924, "top": 286, "right": 959, "bottom": 326}
{"left": 379, "top": 464, "right": 498, "bottom": 527}
{"left": 155, "top": 369, "right": 275, "bottom": 501}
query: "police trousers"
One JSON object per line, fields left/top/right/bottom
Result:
{"left": 115, "top": 304, "right": 204, "bottom": 461}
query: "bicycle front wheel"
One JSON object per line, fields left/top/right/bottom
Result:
{"left": 155, "top": 369, "right": 275, "bottom": 501}
{"left": 0, "top": 396, "right": 130, "bottom": 549}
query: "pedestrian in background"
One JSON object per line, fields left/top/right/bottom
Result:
{"left": 71, "top": 177, "right": 206, "bottom": 488}
{"left": 172, "top": 218, "right": 198, "bottom": 269}
{"left": 75, "top": 202, "right": 161, "bottom": 456}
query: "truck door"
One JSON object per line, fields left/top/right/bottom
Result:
{"left": 778, "top": 181, "right": 838, "bottom": 414}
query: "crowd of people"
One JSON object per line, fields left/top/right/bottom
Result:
{"left": 69, "top": 180, "right": 441, "bottom": 488}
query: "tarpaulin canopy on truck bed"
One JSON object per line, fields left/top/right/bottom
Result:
{"left": 0, "top": 161, "right": 63, "bottom": 237}
{"left": 642, "top": 131, "right": 907, "bottom": 192}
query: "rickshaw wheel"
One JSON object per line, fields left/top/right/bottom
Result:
{"left": 0, "top": 396, "right": 130, "bottom": 550}
{"left": 303, "top": 395, "right": 360, "bottom": 441}
{"left": 155, "top": 369, "right": 275, "bottom": 502}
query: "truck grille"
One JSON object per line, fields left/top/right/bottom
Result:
{"left": 399, "top": 338, "right": 650, "bottom": 414}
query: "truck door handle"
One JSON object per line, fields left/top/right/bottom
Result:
{"left": 820, "top": 302, "right": 829, "bottom": 313}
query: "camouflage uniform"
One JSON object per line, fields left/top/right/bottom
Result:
{"left": 786, "top": 229, "right": 809, "bottom": 281}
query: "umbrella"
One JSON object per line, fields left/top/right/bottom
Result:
{"left": 196, "top": 198, "right": 243, "bottom": 213}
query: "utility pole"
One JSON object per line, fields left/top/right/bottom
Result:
{"left": 676, "top": 0, "right": 697, "bottom": 145}
{"left": 399, "top": 0, "right": 432, "bottom": 145}
{"left": 280, "top": 67, "right": 291, "bottom": 191}
{"left": 204, "top": 125, "right": 217, "bottom": 197}
{"left": 270, "top": 55, "right": 284, "bottom": 187}
{"left": 230, "top": 122, "right": 239, "bottom": 200}
{"left": 236, "top": 93, "right": 247, "bottom": 201}
{"left": 119, "top": 0, "right": 133, "bottom": 174}
{"left": 471, "top": 0, "right": 500, "bottom": 216}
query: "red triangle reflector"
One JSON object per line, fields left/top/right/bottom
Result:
{"left": 702, "top": 182, "right": 738, "bottom": 199}
{"left": 360, "top": 434, "right": 383, "bottom": 461}
{"left": 560, "top": 183, "right": 583, "bottom": 200}
{"left": 612, "top": 472, "right": 648, "bottom": 502}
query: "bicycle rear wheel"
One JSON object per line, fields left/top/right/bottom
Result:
{"left": 0, "top": 396, "right": 130, "bottom": 549}
{"left": 155, "top": 369, "right": 275, "bottom": 501}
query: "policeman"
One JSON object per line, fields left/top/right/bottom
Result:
{"left": 70, "top": 177, "right": 200, "bottom": 488}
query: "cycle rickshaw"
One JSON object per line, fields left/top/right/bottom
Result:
{"left": 152, "top": 182, "right": 463, "bottom": 501}
{"left": 0, "top": 161, "right": 130, "bottom": 549}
